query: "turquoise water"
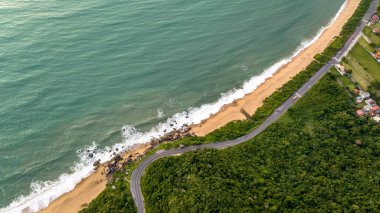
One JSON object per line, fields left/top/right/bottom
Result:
{"left": 0, "top": 0, "right": 344, "bottom": 211}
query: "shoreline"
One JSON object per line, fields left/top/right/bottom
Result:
{"left": 38, "top": 1, "right": 359, "bottom": 212}
{"left": 192, "top": 0, "right": 359, "bottom": 136}
{"left": 39, "top": 143, "right": 151, "bottom": 213}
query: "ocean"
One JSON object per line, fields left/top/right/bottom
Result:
{"left": 0, "top": 0, "right": 345, "bottom": 212}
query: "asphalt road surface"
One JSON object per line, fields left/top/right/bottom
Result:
{"left": 131, "top": 1, "right": 379, "bottom": 212}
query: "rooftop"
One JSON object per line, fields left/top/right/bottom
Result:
{"left": 356, "top": 109, "right": 365, "bottom": 117}
{"left": 372, "top": 105, "right": 380, "bottom": 111}
{"left": 371, "top": 14, "right": 379, "bottom": 22}
{"left": 375, "top": 52, "right": 380, "bottom": 59}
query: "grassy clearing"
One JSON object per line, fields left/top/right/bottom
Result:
{"left": 363, "top": 26, "right": 380, "bottom": 46}
{"left": 330, "top": 68, "right": 356, "bottom": 92}
{"left": 350, "top": 43, "right": 380, "bottom": 81}
{"left": 359, "top": 37, "right": 375, "bottom": 52}
{"left": 342, "top": 54, "right": 373, "bottom": 89}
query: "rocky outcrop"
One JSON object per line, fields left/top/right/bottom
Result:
{"left": 104, "top": 125, "right": 194, "bottom": 177}
{"left": 148, "top": 124, "right": 194, "bottom": 146}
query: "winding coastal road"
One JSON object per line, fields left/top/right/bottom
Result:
{"left": 131, "top": 1, "right": 379, "bottom": 212}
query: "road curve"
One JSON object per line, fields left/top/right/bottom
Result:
{"left": 131, "top": 1, "right": 379, "bottom": 212}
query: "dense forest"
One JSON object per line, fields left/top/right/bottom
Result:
{"left": 80, "top": 0, "right": 377, "bottom": 212}
{"left": 142, "top": 74, "right": 380, "bottom": 212}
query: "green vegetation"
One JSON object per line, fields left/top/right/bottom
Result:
{"left": 142, "top": 75, "right": 380, "bottom": 212}
{"left": 80, "top": 181, "right": 136, "bottom": 213}
{"left": 342, "top": 54, "right": 374, "bottom": 90}
{"left": 340, "top": 0, "right": 373, "bottom": 41}
{"left": 350, "top": 43, "right": 380, "bottom": 81}
{"left": 363, "top": 26, "right": 380, "bottom": 46}
{"left": 330, "top": 68, "right": 356, "bottom": 92}
{"left": 342, "top": 36, "right": 380, "bottom": 99}
{"left": 359, "top": 36, "right": 376, "bottom": 52}
{"left": 80, "top": 0, "right": 375, "bottom": 212}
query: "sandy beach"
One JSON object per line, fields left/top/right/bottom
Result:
{"left": 39, "top": 0, "right": 359, "bottom": 212}
{"left": 39, "top": 144, "right": 151, "bottom": 213}
{"left": 191, "top": 0, "right": 359, "bottom": 136}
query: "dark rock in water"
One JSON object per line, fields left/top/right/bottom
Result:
{"left": 114, "top": 154, "right": 122, "bottom": 162}
{"left": 89, "top": 153, "right": 94, "bottom": 158}
{"left": 116, "top": 148, "right": 119, "bottom": 151}
{"left": 170, "top": 124, "right": 174, "bottom": 127}
{"left": 93, "top": 160, "right": 101, "bottom": 167}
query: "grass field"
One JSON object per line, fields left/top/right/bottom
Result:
{"left": 359, "top": 37, "right": 375, "bottom": 52}
{"left": 350, "top": 43, "right": 380, "bottom": 80}
{"left": 342, "top": 53, "right": 374, "bottom": 89}
{"left": 330, "top": 68, "right": 356, "bottom": 92}
{"left": 363, "top": 26, "right": 380, "bottom": 46}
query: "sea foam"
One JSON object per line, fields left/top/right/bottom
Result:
{"left": 1, "top": 2, "right": 346, "bottom": 212}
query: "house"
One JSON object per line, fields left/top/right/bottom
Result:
{"left": 363, "top": 105, "right": 372, "bottom": 112}
{"left": 370, "top": 110, "right": 376, "bottom": 117}
{"left": 371, "top": 14, "right": 379, "bottom": 24}
{"left": 360, "top": 90, "right": 371, "bottom": 99}
{"left": 374, "top": 28, "right": 380, "bottom": 35}
{"left": 375, "top": 52, "right": 380, "bottom": 60}
{"left": 356, "top": 109, "right": 365, "bottom": 117}
{"left": 365, "top": 98, "right": 375, "bottom": 105}
{"left": 354, "top": 88, "right": 361, "bottom": 94}
{"left": 356, "top": 99, "right": 363, "bottom": 104}
{"left": 335, "top": 64, "right": 346, "bottom": 75}
{"left": 373, "top": 116, "right": 380, "bottom": 123}
{"left": 372, "top": 105, "right": 380, "bottom": 111}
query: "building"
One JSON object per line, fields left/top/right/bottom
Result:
{"left": 356, "top": 109, "right": 365, "bottom": 117}
{"left": 370, "top": 110, "right": 376, "bottom": 117}
{"left": 372, "top": 105, "right": 380, "bottom": 111}
{"left": 373, "top": 116, "right": 380, "bottom": 123}
{"left": 356, "top": 96, "right": 363, "bottom": 101}
{"left": 374, "top": 28, "right": 380, "bottom": 35}
{"left": 363, "top": 105, "right": 372, "bottom": 112}
{"left": 335, "top": 64, "right": 346, "bottom": 75}
{"left": 365, "top": 98, "right": 375, "bottom": 105}
{"left": 375, "top": 52, "right": 380, "bottom": 60}
{"left": 360, "top": 90, "right": 371, "bottom": 99}
{"left": 371, "top": 14, "right": 379, "bottom": 23}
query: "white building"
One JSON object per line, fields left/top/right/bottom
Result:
{"left": 365, "top": 98, "right": 375, "bottom": 105}
{"left": 363, "top": 105, "right": 372, "bottom": 112}
{"left": 360, "top": 90, "right": 371, "bottom": 99}
{"left": 373, "top": 116, "right": 380, "bottom": 123}
{"left": 335, "top": 64, "right": 346, "bottom": 75}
